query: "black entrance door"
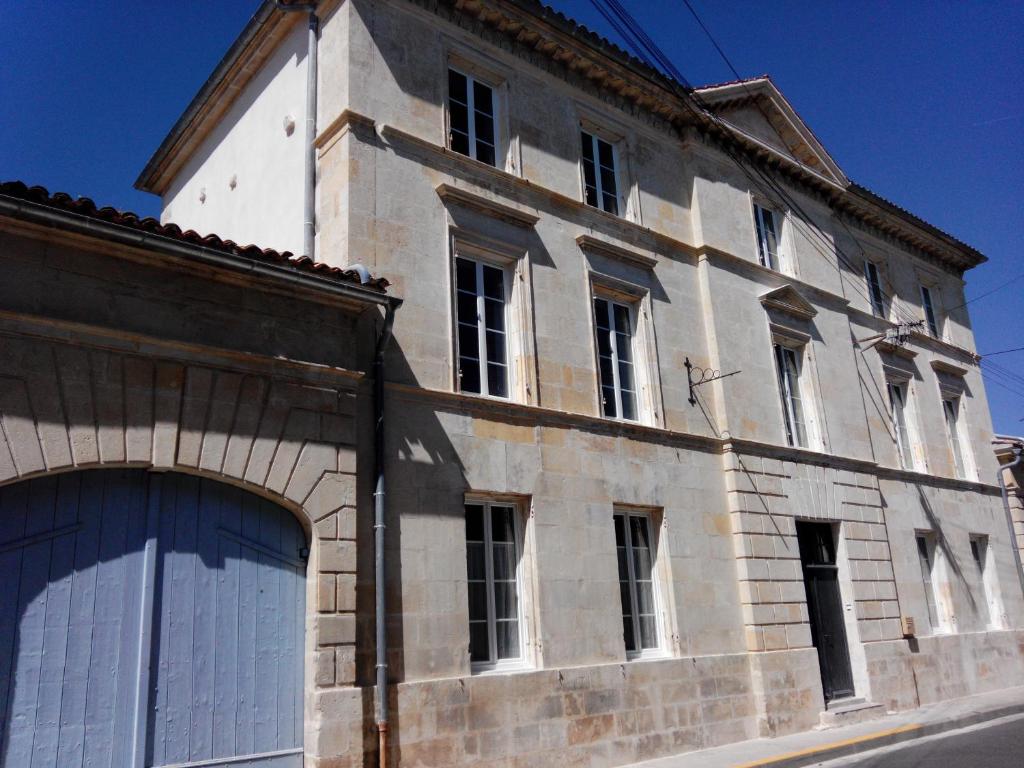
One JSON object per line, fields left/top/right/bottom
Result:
{"left": 797, "top": 521, "right": 855, "bottom": 703}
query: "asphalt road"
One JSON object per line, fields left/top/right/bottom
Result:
{"left": 817, "top": 714, "right": 1024, "bottom": 768}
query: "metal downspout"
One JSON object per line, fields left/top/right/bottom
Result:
{"left": 997, "top": 442, "right": 1024, "bottom": 599}
{"left": 373, "top": 304, "right": 397, "bottom": 768}
{"left": 274, "top": 1, "right": 318, "bottom": 259}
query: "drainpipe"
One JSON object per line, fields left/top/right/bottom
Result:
{"left": 997, "top": 441, "right": 1024, "bottom": 599}
{"left": 373, "top": 303, "right": 396, "bottom": 768}
{"left": 350, "top": 264, "right": 399, "bottom": 767}
{"left": 274, "top": 1, "right": 318, "bottom": 259}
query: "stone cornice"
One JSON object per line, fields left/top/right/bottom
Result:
{"left": 387, "top": 382, "right": 1002, "bottom": 495}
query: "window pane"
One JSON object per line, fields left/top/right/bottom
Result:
{"left": 469, "top": 621, "right": 489, "bottom": 663}
{"left": 496, "top": 619, "right": 520, "bottom": 660}
{"left": 581, "top": 131, "right": 595, "bottom": 161}
{"left": 474, "top": 111, "right": 495, "bottom": 144}
{"left": 594, "top": 298, "right": 610, "bottom": 329}
{"left": 466, "top": 542, "right": 486, "bottom": 581}
{"left": 467, "top": 581, "right": 488, "bottom": 622}
{"left": 465, "top": 505, "right": 484, "bottom": 539}
{"left": 475, "top": 140, "right": 496, "bottom": 167}
{"left": 448, "top": 69, "right": 468, "bottom": 103}
{"left": 450, "top": 129, "right": 470, "bottom": 156}
{"left": 601, "top": 192, "right": 619, "bottom": 216}
{"left": 472, "top": 80, "right": 493, "bottom": 115}
{"left": 482, "top": 264, "right": 504, "bottom": 301}
{"left": 601, "top": 385, "right": 618, "bottom": 418}
{"left": 491, "top": 506, "right": 515, "bottom": 543}
{"left": 455, "top": 257, "right": 476, "bottom": 291}
{"left": 620, "top": 390, "right": 636, "bottom": 421}
{"left": 487, "top": 363, "right": 507, "bottom": 398}
{"left": 493, "top": 580, "right": 518, "bottom": 621}
{"left": 456, "top": 291, "right": 478, "bottom": 325}
{"left": 613, "top": 303, "right": 631, "bottom": 336}
{"left": 459, "top": 358, "right": 481, "bottom": 393}
{"left": 615, "top": 331, "right": 632, "bottom": 363}
{"left": 599, "top": 167, "right": 618, "bottom": 200}
{"left": 485, "top": 330, "right": 506, "bottom": 365}
{"left": 458, "top": 323, "right": 479, "bottom": 360}
{"left": 484, "top": 299, "right": 505, "bottom": 334}
{"left": 597, "top": 138, "right": 615, "bottom": 169}
{"left": 638, "top": 616, "right": 657, "bottom": 650}
{"left": 630, "top": 517, "right": 652, "bottom": 561}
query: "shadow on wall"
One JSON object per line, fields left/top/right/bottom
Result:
{"left": 354, "top": 328, "right": 471, "bottom": 765}
{"left": 0, "top": 469, "right": 306, "bottom": 767}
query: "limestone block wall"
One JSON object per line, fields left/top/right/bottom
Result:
{"left": 391, "top": 655, "right": 756, "bottom": 768}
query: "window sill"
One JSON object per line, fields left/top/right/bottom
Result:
{"left": 626, "top": 649, "right": 671, "bottom": 663}
{"left": 470, "top": 660, "right": 534, "bottom": 676}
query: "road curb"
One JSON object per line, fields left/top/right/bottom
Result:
{"left": 736, "top": 702, "right": 1024, "bottom": 768}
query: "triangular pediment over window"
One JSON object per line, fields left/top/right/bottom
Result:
{"left": 760, "top": 284, "right": 817, "bottom": 320}
{"left": 694, "top": 77, "right": 848, "bottom": 188}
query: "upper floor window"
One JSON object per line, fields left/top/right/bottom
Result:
{"left": 465, "top": 499, "right": 527, "bottom": 670}
{"left": 594, "top": 296, "right": 638, "bottom": 421}
{"left": 773, "top": 342, "right": 809, "bottom": 448}
{"left": 864, "top": 260, "right": 886, "bottom": 317}
{"left": 887, "top": 380, "right": 916, "bottom": 470}
{"left": 614, "top": 510, "right": 663, "bottom": 658}
{"left": 753, "top": 203, "right": 783, "bottom": 271}
{"left": 580, "top": 130, "right": 621, "bottom": 215}
{"left": 455, "top": 255, "right": 508, "bottom": 398}
{"left": 920, "top": 284, "right": 942, "bottom": 338}
{"left": 448, "top": 68, "right": 498, "bottom": 166}
{"left": 942, "top": 396, "right": 969, "bottom": 479}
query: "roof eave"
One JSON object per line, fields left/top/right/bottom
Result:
{"left": 134, "top": 1, "right": 281, "bottom": 195}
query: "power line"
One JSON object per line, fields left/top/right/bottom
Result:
{"left": 596, "top": 1, "right": 924, "bottom": 330}
{"left": 671, "top": 0, "right": 927, "bottom": 329}
{"left": 948, "top": 271, "right": 1024, "bottom": 312}
{"left": 982, "top": 345, "right": 1024, "bottom": 357}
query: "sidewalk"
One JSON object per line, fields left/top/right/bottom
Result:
{"left": 626, "top": 686, "right": 1024, "bottom": 768}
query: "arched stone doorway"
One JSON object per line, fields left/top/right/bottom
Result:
{"left": 0, "top": 469, "right": 306, "bottom": 768}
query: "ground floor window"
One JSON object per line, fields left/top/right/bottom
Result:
{"left": 614, "top": 509, "right": 661, "bottom": 657}
{"left": 465, "top": 500, "right": 525, "bottom": 670}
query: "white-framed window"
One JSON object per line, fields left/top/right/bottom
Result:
{"left": 580, "top": 130, "right": 622, "bottom": 215}
{"left": 773, "top": 341, "right": 809, "bottom": 448}
{"left": 593, "top": 296, "right": 639, "bottom": 421}
{"left": 970, "top": 535, "right": 1004, "bottom": 630}
{"left": 941, "top": 396, "right": 970, "bottom": 479}
{"left": 864, "top": 260, "right": 886, "bottom": 318}
{"left": 454, "top": 254, "right": 509, "bottom": 398}
{"left": 613, "top": 510, "right": 664, "bottom": 658}
{"left": 465, "top": 499, "right": 528, "bottom": 671}
{"left": 447, "top": 67, "right": 499, "bottom": 167}
{"left": 915, "top": 532, "right": 946, "bottom": 634}
{"left": 753, "top": 203, "right": 784, "bottom": 271}
{"left": 886, "top": 380, "right": 916, "bottom": 470}
{"left": 920, "top": 284, "right": 942, "bottom": 338}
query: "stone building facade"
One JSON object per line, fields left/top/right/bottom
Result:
{"left": 4, "top": 2, "right": 1023, "bottom": 768}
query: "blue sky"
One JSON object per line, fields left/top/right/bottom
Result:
{"left": 1, "top": 1, "right": 1021, "bottom": 432}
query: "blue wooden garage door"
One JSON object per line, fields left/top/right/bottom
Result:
{"left": 0, "top": 470, "right": 306, "bottom": 768}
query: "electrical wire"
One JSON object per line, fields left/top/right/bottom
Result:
{"left": 594, "top": 0, "right": 925, "bottom": 330}
{"left": 982, "top": 345, "right": 1024, "bottom": 358}
{"left": 947, "top": 271, "right": 1024, "bottom": 312}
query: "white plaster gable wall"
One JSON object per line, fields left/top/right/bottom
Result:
{"left": 160, "top": 19, "right": 308, "bottom": 255}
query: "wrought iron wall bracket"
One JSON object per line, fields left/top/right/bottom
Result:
{"left": 685, "top": 357, "right": 741, "bottom": 406}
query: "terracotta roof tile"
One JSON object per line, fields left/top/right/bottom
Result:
{"left": 0, "top": 181, "right": 390, "bottom": 292}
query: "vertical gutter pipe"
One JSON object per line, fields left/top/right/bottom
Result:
{"left": 997, "top": 442, "right": 1024, "bottom": 599}
{"left": 274, "top": 1, "right": 318, "bottom": 259}
{"left": 373, "top": 303, "right": 396, "bottom": 768}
